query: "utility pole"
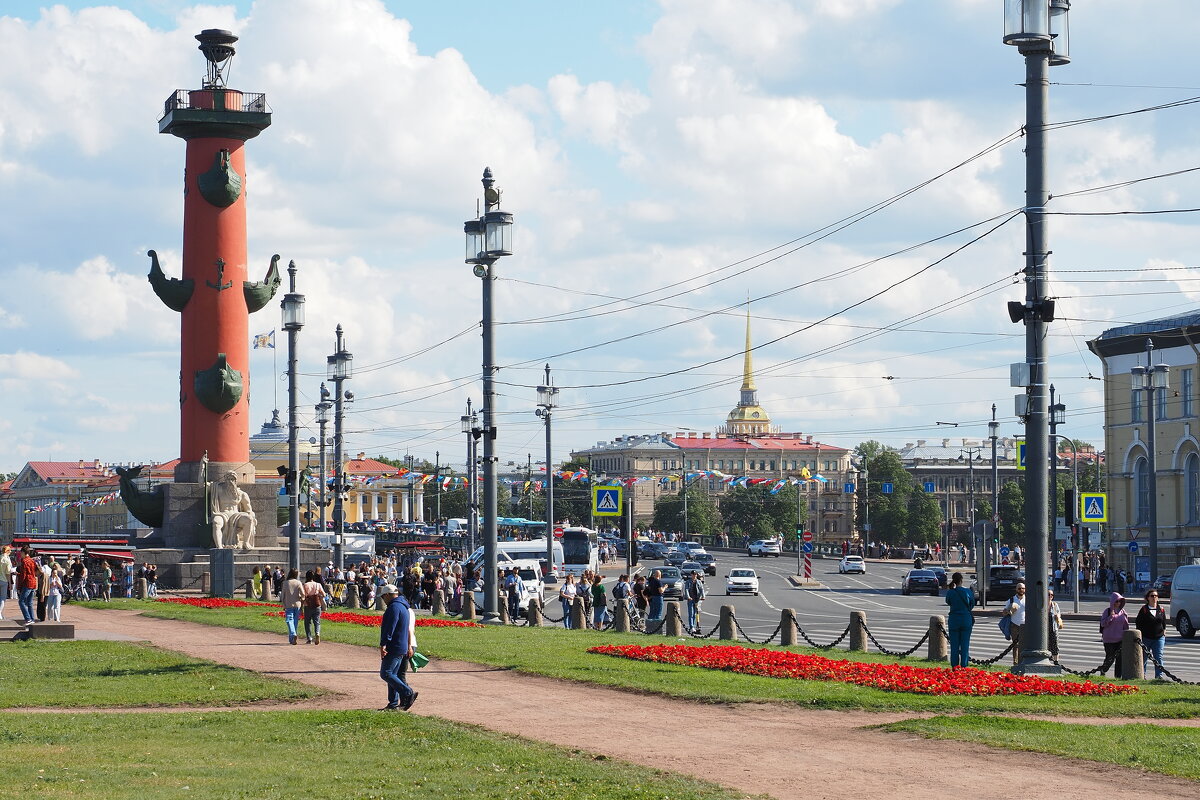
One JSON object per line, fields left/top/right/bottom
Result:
{"left": 435, "top": 450, "right": 441, "bottom": 528}
{"left": 987, "top": 405, "right": 999, "bottom": 609}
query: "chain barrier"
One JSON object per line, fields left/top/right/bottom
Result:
{"left": 934, "top": 624, "right": 1015, "bottom": 666}
{"left": 684, "top": 620, "right": 725, "bottom": 640}
{"left": 1138, "top": 641, "right": 1200, "bottom": 685}
{"left": 861, "top": 621, "right": 930, "bottom": 658}
{"left": 792, "top": 620, "right": 852, "bottom": 649}
{"left": 732, "top": 617, "right": 782, "bottom": 645}
{"left": 1047, "top": 647, "right": 1116, "bottom": 678}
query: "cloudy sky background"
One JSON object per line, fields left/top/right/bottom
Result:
{"left": 2, "top": 0, "right": 1200, "bottom": 474}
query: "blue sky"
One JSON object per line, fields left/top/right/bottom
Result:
{"left": 3, "top": 0, "right": 1200, "bottom": 475}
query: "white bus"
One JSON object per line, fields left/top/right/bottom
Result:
{"left": 559, "top": 526, "right": 599, "bottom": 578}
{"left": 465, "top": 538, "right": 562, "bottom": 576}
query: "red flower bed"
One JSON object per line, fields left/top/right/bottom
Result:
{"left": 156, "top": 597, "right": 277, "bottom": 609}
{"left": 589, "top": 644, "right": 1138, "bottom": 697}
{"left": 262, "top": 611, "right": 482, "bottom": 628}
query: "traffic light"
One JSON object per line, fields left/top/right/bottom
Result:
{"left": 630, "top": 537, "right": 638, "bottom": 567}
{"left": 1064, "top": 488, "right": 1076, "bottom": 526}
{"left": 277, "top": 466, "right": 296, "bottom": 494}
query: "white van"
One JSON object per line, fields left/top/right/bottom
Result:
{"left": 1171, "top": 564, "right": 1200, "bottom": 638}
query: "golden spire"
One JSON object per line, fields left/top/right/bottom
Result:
{"left": 741, "top": 301, "right": 756, "bottom": 391}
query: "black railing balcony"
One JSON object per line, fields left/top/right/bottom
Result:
{"left": 160, "top": 89, "right": 269, "bottom": 120}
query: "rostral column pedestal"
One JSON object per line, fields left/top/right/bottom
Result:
{"left": 149, "top": 30, "right": 279, "bottom": 549}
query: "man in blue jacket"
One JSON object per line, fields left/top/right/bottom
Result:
{"left": 378, "top": 584, "right": 417, "bottom": 711}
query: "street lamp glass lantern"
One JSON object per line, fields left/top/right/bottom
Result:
{"left": 464, "top": 218, "right": 484, "bottom": 263}
{"left": 1131, "top": 364, "right": 1147, "bottom": 388}
{"left": 1049, "top": 0, "right": 1070, "bottom": 64}
{"left": 327, "top": 350, "right": 353, "bottom": 381}
{"left": 483, "top": 210, "right": 513, "bottom": 257}
{"left": 1003, "top": 0, "right": 1050, "bottom": 44}
{"left": 316, "top": 402, "right": 329, "bottom": 425}
{"left": 461, "top": 414, "right": 473, "bottom": 433}
{"left": 1153, "top": 363, "right": 1170, "bottom": 390}
{"left": 281, "top": 292, "right": 305, "bottom": 330}
{"left": 1050, "top": 402, "right": 1066, "bottom": 426}
{"left": 537, "top": 384, "right": 558, "bottom": 407}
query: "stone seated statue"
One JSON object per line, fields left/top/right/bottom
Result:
{"left": 209, "top": 471, "right": 257, "bottom": 550}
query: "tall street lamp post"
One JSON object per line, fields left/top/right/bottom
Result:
{"left": 327, "top": 325, "right": 353, "bottom": 570}
{"left": 464, "top": 167, "right": 514, "bottom": 625}
{"left": 281, "top": 261, "right": 304, "bottom": 573}
{"left": 1003, "top": 0, "right": 1070, "bottom": 675}
{"left": 536, "top": 365, "right": 559, "bottom": 578}
{"left": 1050, "top": 433, "right": 1080, "bottom": 610}
{"left": 316, "top": 387, "right": 331, "bottom": 538}
{"left": 985, "top": 404, "right": 1000, "bottom": 608}
{"left": 1132, "top": 338, "right": 1169, "bottom": 588}
{"left": 461, "top": 400, "right": 481, "bottom": 555}
{"left": 958, "top": 447, "right": 984, "bottom": 568}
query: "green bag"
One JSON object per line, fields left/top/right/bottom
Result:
{"left": 410, "top": 651, "right": 430, "bottom": 671}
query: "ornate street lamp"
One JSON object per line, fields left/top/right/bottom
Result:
{"left": 315, "top": 388, "right": 331, "bottom": 538}
{"left": 327, "top": 326, "right": 353, "bottom": 569}
{"left": 536, "top": 365, "right": 559, "bottom": 580}
{"left": 461, "top": 400, "right": 481, "bottom": 555}
{"left": 1132, "top": 339, "right": 1169, "bottom": 588}
{"left": 281, "top": 261, "right": 304, "bottom": 572}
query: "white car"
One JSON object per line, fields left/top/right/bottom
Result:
{"left": 747, "top": 539, "right": 782, "bottom": 557}
{"left": 839, "top": 555, "right": 866, "bottom": 574}
{"left": 725, "top": 568, "right": 760, "bottom": 595}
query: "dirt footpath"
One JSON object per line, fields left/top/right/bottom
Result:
{"left": 58, "top": 606, "right": 1198, "bottom": 800}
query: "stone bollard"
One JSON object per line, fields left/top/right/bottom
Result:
{"left": 1121, "top": 629, "right": 1145, "bottom": 680}
{"left": 780, "top": 608, "right": 798, "bottom": 647}
{"left": 928, "top": 616, "right": 948, "bottom": 662}
{"left": 261, "top": 581, "right": 274, "bottom": 602}
{"left": 135, "top": 578, "right": 148, "bottom": 600}
{"left": 499, "top": 593, "right": 511, "bottom": 625}
{"left": 244, "top": 579, "right": 256, "bottom": 599}
{"left": 664, "top": 601, "right": 683, "bottom": 637}
{"left": 612, "top": 602, "right": 630, "bottom": 633}
{"left": 432, "top": 590, "right": 446, "bottom": 616}
{"left": 570, "top": 596, "right": 585, "bottom": 630}
{"left": 200, "top": 571, "right": 211, "bottom": 595}
{"left": 346, "top": 587, "right": 360, "bottom": 609}
{"left": 849, "top": 611, "right": 868, "bottom": 652}
{"left": 719, "top": 605, "right": 736, "bottom": 641}
{"left": 374, "top": 593, "right": 385, "bottom": 611}
{"left": 461, "top": 594, "right": 476, "bottom": 621}
{"left": 527, "top": 597, "right": 543, "bottom": 627}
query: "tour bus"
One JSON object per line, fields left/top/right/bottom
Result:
{"left": 464, "top": 538, "right": 563, "bottom": 576}
{"left": 559, "top": 526, "right": 599, "bottom": 578}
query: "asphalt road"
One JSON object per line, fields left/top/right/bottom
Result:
{"left": 617, "top": 550, "right": 1200, "bottom": 681}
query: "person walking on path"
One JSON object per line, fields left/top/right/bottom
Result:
{"left": 280, "top": 568, "right": 305, "bottom": 645}
{"left": 684, "top": 571, "right": 706, "bottom": 634}
{"left": 944, "top": 572, "right": 974, "bottom": 668}
{"left": 1136, "top": 588, "right": 1168, "bottom": 679}
{"left": 378, "top": 584, "right": 417, "bottom": 711}
{"left": 1100, "top": 592, "right": 1129, "bottom": 678}
{"left": 1001, "top": 582, "right": 1026, "bottom": 665}
{"left": 0, "top": 545, "right": 13, "bottom": 621}
{"left": 302, "top": 570, "right": 327, "bottom": 645}
{"left": 1047, "top": 589, "right": 1064, "bottom": 659}
{"left": 558, "top": 574, "right": 578, "bottom": 629}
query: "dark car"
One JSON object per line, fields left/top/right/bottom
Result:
{"left": 1152, "top": 574, "right": 1173, "bottom": 599}
{"left": 655, "top": 566, "right": 684, "bottom": 598}
{"left": 901, "top": 569, "right": 940, "bottom": 596}
{"left": 665, "top": 549, "right": 689, "bottom": 567}
{"left": 929, "top": 566, "right": 949, "bottom": 588}
{"left": 974, "top": 565, "right": 1025, "bottom": 601}
{"left": 639, "top": 541, "right": 667, "bottom": 559}
{"left": 691, "top": 552, "right": 718, "bottom": 576}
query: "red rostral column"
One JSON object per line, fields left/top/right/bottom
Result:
{"left": 152, "top": 30, "right": 276, "bottom": 485}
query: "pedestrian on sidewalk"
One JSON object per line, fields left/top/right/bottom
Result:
{"left": 47, "top": 564, "right": 64, "bottom": 622}
{"left": 591, "top": 574, "right": 607, "bottom": 629}
{"left": 1136, "top": 588, "right": 1168, "bottom": 679}
{"left": 302, "top": 570, "right": 326, "bottom": 645}
{"left": 558, "top": 574, "right": 578, "bottom": 628}
{"left": 684, "top": 571, "right": 706, "bottom": 634}
{"left": 1047, "top": 589, "right": 1064, "bottom": 659}
{"left": 647, "top": 569, "right": 665, "bottom": 622}
{"left": 0, "top": 545, "right": 13, "bottom": 621}
{"left": 378, "top": 584, "right": 417, "bottom": 711}
{"left": 944, "top": 572, "right": 974, "bottom": 668}
{"left": 1002, "top": 582, "right": 1026, "bottom": 665}
{"left": 1099, "top": 592, "right": 1129, "bottom": 678}
{"left": 280, "top": 568, "right": 305, "bottom": 645}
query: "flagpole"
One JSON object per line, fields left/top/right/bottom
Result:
{"left": 273, "top": 332, "right": 279, "bottom": 411}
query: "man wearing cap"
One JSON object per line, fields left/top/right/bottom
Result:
{"left": 378, "top": 584, "right": 417, "bottom": 711}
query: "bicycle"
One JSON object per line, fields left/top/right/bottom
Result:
{"left": 629, "top": 605, "right": 648, "bottom": 633}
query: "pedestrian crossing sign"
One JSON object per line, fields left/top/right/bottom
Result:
{"left": 1016, "top": 441, "right": 1027, "bottom": 471}
{"left": 1080, "top": 492, "right": 1107, "bottom": 523}
{"left": 592, "top": 485, "right": 623, "bottom": 517}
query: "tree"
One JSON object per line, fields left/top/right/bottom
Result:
{"left": 551, "top": 456, "right": 592, "bottom": 528}
{"left": 906, "top": 489, "right": 944, "bottom": 545}
{"left": 652, "top": 485, "right": 719, "bottom": 537}
{"left": 719, "top": 485, "right": 806, "bottom": 539}
{"left": 852, "top": 442, "right": 921, "bottom": 544}
{"left": 998, "top": 480, "right": 1025, "bottom": 541}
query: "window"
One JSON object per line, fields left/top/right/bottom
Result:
{"left": 737, "top": 460, "right": 743, "bottom": 470}
{"left": 1135, "top": 456, "right": 1151, "bottom": 524}
{"left": 718, "top": 460, "right": 725, "bottom": 470}
{"left": 1157, "top": 385, "right": 1168, "bottom": 420}
{"left": 769, "top": 461, "right": 776, "bottom": 470}
{"left": 1185, "top": 369, "right": 1195, "bottom": 417}
{"left": 1131, "top": 386, "right": 1143, "bottom": 423}
{"left": 1189, "top": 454, "right": 1200, "bottom": 525}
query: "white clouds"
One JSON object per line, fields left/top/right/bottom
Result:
{"left": 0, "top": 351, "right": 78, "bottom": 380}
{"left": 547, "top": 74, "right": 649, "bottom": 156}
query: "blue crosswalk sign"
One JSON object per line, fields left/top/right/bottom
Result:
{"left": 591, "top": 485, "right": 623, "bottom": 517}
{"left": 923, "top": 481, "right": 935, "bottom": 493}
{"left": 881, "top": 482, "right": 894, "bottom": 494}
{"left": 1080, "top": 492, "right": 1107, "bottom": 523}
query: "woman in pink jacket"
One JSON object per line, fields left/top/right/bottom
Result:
{"left": 1099, "top": 592, "right": 1129, "bottom": 678}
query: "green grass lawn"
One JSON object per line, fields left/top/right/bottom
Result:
{"left": 0, "top": 640, "right": 321, "bottom": 708}
{"left": 92, "top": 599, "right": 1200, "bottom": 718}
{"left": 879, "top": 715, "right": 1200, "bottom": 780}
{"left": 0, "top": 710, "right": 751, "bottom": 800}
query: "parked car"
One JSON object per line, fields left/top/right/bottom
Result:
{"left": 692, "top": 552, "right": 718, "bottom": 576}
{"left": 747, "top": 539, "right": 782, "bottom": 557}
{"left": 1152, "top": 574, "right": 1174, "bottom": 599}
{"left": 1171, "top": 564, "right": 1200, "bottom": 638}
{"left": 972, "top": 565, "right": 1025, "bottom": 601}
{"left": 901, "top": 569, "right": 940, "bottom": 596}
{"left": 838, "top": 555, "right": 866, "bottom": 574}
{"left": 725, "top": 568, "right": 760, "bottom": 596}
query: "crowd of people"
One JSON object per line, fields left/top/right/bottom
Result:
{"left": 0, "top": 544, "right": 159, "bottom": 625}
